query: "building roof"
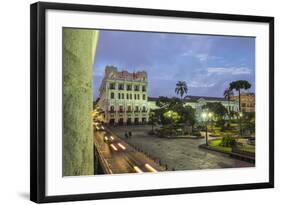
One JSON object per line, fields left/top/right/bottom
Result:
{"left": 148, "top": 95, "right": 230, "bottom": 103}
{"left": 184, "top": 95, "right": 228, "bottom": 102}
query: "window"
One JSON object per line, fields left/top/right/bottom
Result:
{"left": 130, "top": 94, "right": 132, "bottom": 100}
{"left": 142, "top": 106, "right": 146, "bottom": 112}
{"left": 118, "top": 84, "right": 124, "bottom": 90}
{"left": 110, "top": 106, "right": 115, "bottom": 112}
{"left": 143, "top": 94, "right": 146, "bottom": 100}
{"left": 127, "top": 106, "right": 131, "bottom": 112}
{"left": 135, "top": 106, "right": 139, "bottom": 112}
{"left": 134, "top": 94, "right": 137, "bottom": 100}
{"left": 119, "top": 106, "right": 123, "bottom": 112}
{"left": 134, "top": 85, "right": 139, "bottom": 91}
{"left": 127, "top": 84, "right": 132, "bottom": 91}
{"left": 142, "top": 85, "right": 146, "bottom": 92}
{"left": 110, "top": 92, "right": 114, "bottom": 99}
{"left": 109, "top": 83, "right": 115, "bottom": 90}
{"left": 118, "top": 93, "right": 121, "bottom": 99}
{"left": 127, "top": 93, "right": 129, "bottom": 99}
{"left": 137, "top": 94, "right": 140, "bottom": 100}
{"left": 122, "top": 93, "right": 124, "bottom": 99}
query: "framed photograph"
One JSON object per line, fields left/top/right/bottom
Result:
{"left": 30, "top": 2, "right": 274, "bottom": 203}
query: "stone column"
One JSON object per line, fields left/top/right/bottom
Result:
{"left": 63, "top": 28, "right": 99, "bottom": 176}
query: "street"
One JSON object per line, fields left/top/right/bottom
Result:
{"left": 94, "top": 127, "right": 165, "bottom": 174}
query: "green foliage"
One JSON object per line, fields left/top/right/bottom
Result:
{"left": 223, "top": 88, "right": 234, "bottom": 101}
{"left": 209, "top": 139, "right": 232, "bottom": 153}
{"left": 148, "top": 110, "right": 158, "bottom": 132}
{"left": 229, "top": 80, "right": 251, "bottom": 92}
{"left": 220, "top": 136, "right": 236, "bottom": 147}
{"left": 163, "top": 110, "right": 180, "bottom": 124}
{"left": 155, "top": 97, "right": 196, "bottom": 127}
{"left": 229, "top": 80, "right": 251, "bottom": 111}
{"left": 175, "top": 81, "right": 188, "bottom": 99}
{"left": 192, "top": 130, "right": 201, "bottom": 137}
{"left": 202, "top": 102, "right": 228, "bottom": 119}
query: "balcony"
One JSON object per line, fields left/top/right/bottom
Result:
{"left": 118, "top": 110, "right": 124, "bottom": 113}
{"left": 109, "top": 110, "right": 115, "bottom": 113}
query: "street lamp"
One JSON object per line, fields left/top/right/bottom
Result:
{"left": 201, "top": 111, "right": 213, "bottom": 146}
{"left": 208, "top": 112, "right": 213, "bottom": 132}
{"left": 239, "top": 112, "right": 243, "bottom": 137}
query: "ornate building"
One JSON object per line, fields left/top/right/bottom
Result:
{"left": 97, "top": 66, "right": 149, "bottom": 125}
{"left": 230, "top": 92, "right": 255, "bottom": 113}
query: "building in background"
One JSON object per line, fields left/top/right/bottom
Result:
{"left": 230, "top": 92, "right": 255, "bottom": 113}
{"left": 97, "top": 66, "right": 239, "bottom": 125}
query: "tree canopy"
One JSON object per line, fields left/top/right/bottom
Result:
{"left": 175, "top": 81, "right": 188, "bottom": 99}
{"left": 202, "top": 102, "right": 228, "bottom": 120}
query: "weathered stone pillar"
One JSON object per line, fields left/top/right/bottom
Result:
{"left": 63, "top": 28, "right": 99, "bottom": 176}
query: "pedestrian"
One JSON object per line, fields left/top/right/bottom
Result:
{"left": 124, "top": 132, "right": 128, "bottom": 139}
{"left": 129, "top": 131, "right": 132, "bottom": 138}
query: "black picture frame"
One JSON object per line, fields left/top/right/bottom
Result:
{"left": 30, "top": 1, "right": 274, "bottom": 203}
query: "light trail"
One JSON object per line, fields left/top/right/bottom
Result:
{"left": 145, "top": 163, "right": 158, "bottom": 173}
{"left": 110, "top": 144, "right": 118, "bottom": 151}
{"left": 117, "top": 143, "right": 126, "bottom": 150}
{"left": 133, "top": 166, "right": 143, "bottom": 173}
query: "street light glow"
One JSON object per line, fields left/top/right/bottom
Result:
{"left": 201, "top": 112, "right": 207, "bottom": 119}
{"left": 208, "top": 112, "right": 213, "bottom": 118}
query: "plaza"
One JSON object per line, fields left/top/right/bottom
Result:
{"left": 109, "top": 125, "right": 253, "bottom": 171}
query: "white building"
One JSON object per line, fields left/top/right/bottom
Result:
{"left": 97, "top": 66, "right": 150, "bottom": 125}
{"left": 97, "top": 66, "right": 239, "bottom": 125}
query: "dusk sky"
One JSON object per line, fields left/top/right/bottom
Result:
{"left": 92, "top": 30, "right": 255, "bottom": 100}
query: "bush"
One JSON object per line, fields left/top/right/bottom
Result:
{"left": 209, "top": 133, "right": 221, "bottom": 137}
{"left": 192, "top": 131, "right": 201, "bottom": 137}
{"left": 148, "top": 130, "right": 156, "bottom": 135}
{"left": 220, "top": 136, "right": 236, "bottom": 147}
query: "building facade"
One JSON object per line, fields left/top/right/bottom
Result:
{"left": 97, "top": 67, "right": 239, "bottom": 125}
{"left": 98, "top": 66, "right": 150, "bottom": 125}
{"left": 230, "top": 92, "right": 255, "bottom": 113}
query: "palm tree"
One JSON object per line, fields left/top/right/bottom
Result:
{"left": 175, "top": 81, "right": 188, "bottom": 100}
{"left": 229, "top": 80, "right": 251, "bottom": 112}
{"left": 223, "top": 88, "right": 234, "bottom": 114}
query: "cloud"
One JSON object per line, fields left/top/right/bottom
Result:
{"left": 207, "top": 67, "right": 251, "bottom": 75}
{"left": 189, "top": 81, "right": 216, "bottom": 88}
{"left": 181, "top": 50, "right": 221, "bottom": 62}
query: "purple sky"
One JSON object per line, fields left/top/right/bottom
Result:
{"left": 93, "top": 30, "right": 255, "bottom": 100}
